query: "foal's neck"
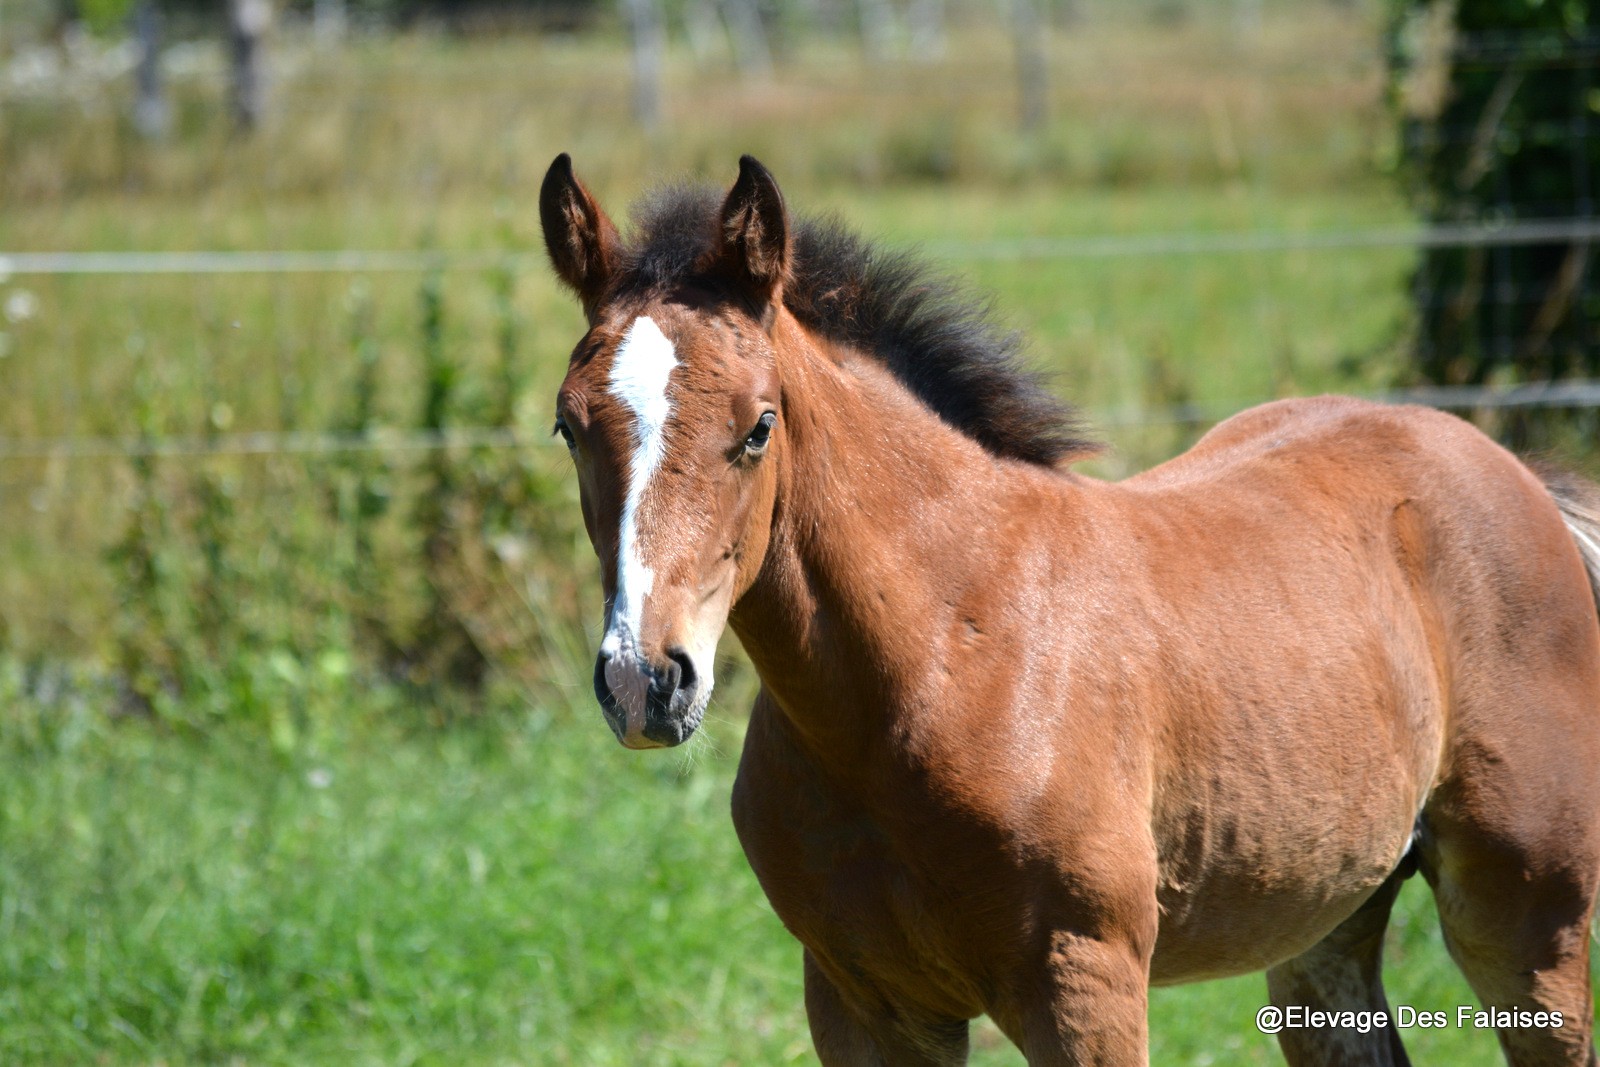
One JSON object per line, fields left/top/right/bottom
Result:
{"left": 728, "top": 315, "right": 1068, "bottom": 767}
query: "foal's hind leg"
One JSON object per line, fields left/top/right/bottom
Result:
{"left": 1421, "top": 809, "right": 1599, "bottom": 1067}
{"left": 1265, "top": 864, "right": 1413, "bottom": 1067}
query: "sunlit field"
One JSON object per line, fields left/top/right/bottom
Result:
{"left": 0, "top": 2, "right": 1594, "bottom": 1062}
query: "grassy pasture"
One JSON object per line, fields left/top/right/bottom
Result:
{"left": 1, "top": 2, "right": 1596, "bottom": 1062}
{"left": 1, "top": 673, "right": 1582, "bottom": 1066}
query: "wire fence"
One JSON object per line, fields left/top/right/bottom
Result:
{"left": 6, "top": 214, "right": 1600, "bottom": 464}
{"left": 11, "top": 218, "right": 1600, "bottom": 275}
{"left": 2, "top": 380, "right": 1598, "bottom": 462}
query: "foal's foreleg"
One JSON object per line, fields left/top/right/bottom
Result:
{"left": 803, "top": 951, "right": 971, "bottom": 1067}
{"left": 1264, "top": 865, "right": 1412, "bottom": 1067}
{"left": 993, "top": 929, "right": 1153, "bottom": 1066}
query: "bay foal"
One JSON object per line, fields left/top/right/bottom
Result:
{"left": 541, "top": 153, "right": 1600, "bottom": 1066}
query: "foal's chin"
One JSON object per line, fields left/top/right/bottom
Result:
{"left": 613, "top": 715, "right": 702, "bottom": 750}
{"left": 605, "top": 697, "right": 708, "bottom": 750}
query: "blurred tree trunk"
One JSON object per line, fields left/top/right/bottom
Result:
{"left": 132, "top": 0, "right": 170, "bottom": 139}
{"left": 228, "top": 0, "right": 272, "bottom": 132}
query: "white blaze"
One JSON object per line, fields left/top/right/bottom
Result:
{"left": 601, "top": 316, "right": 679, "bottom": 659}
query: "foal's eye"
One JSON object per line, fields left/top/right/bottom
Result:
{"left": 744, "top": 412, "right": 776, "bottom": 456}
{"left": 553, "top": 417, "right": 576, "bottom": 450}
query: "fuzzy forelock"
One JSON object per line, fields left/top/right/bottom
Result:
{"left": 611, "top": 183, "right": 1099, "bottom": 468}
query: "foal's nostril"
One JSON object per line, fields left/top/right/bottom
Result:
{"left": 653, "top": 654, "right": 682, "bottom": 699}
{"left": 665, "top": 646, "right": 697, "bottom": 693}
{"left": 593, "top": 651, "right": 616, "bottom": 713}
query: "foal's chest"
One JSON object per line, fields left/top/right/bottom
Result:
{"left": 730, "top": 729, "right": 1026, "bottom": 1018}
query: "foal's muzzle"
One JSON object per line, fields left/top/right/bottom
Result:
{"left": 594, "top": 645, "right": 703, "bottom": 748}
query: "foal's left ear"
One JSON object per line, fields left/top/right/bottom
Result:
{"left": 712, "top": 155, "right": 790, "bottom": 317}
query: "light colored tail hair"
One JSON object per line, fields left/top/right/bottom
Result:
{"left": 1535, "top": 462, "right": 1600, "bottom": 617}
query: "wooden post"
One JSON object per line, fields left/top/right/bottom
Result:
{"left": 722, "top": 0, "right": 773, "bottom": 77}
{"left": 132, "top": 0, "right": 170, "bottom": 139}
{"left": 858, "top": 0, "right": 899, "bottom": 58}
{"left": 683, "top": 0, "right": 723, "bottom": 62}
{"left": 1235, "top": 0, "right": 1262, "bottom": 37}
{"left": 624, "top": 0, "right": 664, "bottom": 130}
{"left": 228, "top": 0, "right": 272, "bottom": 132}
{"left": 314, "top": 0, "right": 345, "bottom": 48}
{"left": 907, "top": 0, "right": 946, "bottom": 61}
{"left": 1013, "top": 0, "right": 1047, "bottom": 131}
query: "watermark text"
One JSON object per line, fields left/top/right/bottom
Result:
{"left": 1254, "top": 1005, "right": 1563, "bottom": 1035}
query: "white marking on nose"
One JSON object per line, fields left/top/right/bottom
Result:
{"left": 602, "top": 315, "right": 679, "bottom": 666}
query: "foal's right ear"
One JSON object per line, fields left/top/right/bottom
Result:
{"left": 539, "top": 153, "right": 620, "bottom": 319}
{"left": 711, "top": 155, "right": 790, "bottom": 319}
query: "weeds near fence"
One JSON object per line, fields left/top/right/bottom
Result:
{"left": 95, "top": 252, "right": 597, "bottom": 736}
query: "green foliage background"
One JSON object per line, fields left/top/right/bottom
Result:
{"left": 1387, "top": 0, "right": 1600, "bottom": 447}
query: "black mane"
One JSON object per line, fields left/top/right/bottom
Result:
{"left": 615, "top": 184, "right": 1098, "bottom": 467}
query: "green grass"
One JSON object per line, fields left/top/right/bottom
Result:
{"left": 1, "top": 668, "right": 1589, "bottom": 1065}
{"left": 0, "top": 670, "right": 808, "bottom": 1065}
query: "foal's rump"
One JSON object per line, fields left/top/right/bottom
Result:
{"left": 1115, "top": 396, "right": 1600, "bottom": 984}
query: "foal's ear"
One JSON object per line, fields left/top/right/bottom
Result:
{"left": 539, "top": 153, "right": 620, "bottom": 319}
{"left": 713, "top": 155, "right": 790, "bottom": 315}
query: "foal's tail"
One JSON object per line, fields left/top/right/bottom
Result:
{"left": 1536, "top": 463, "right": 1600, "bottom": 618}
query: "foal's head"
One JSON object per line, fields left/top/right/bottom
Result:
{"left": 541, "top": 154, "right": 790, "bottom": 748}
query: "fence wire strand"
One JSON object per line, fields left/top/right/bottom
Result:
{"left": 8, "top": 217, "right": 1600, "bottom": 275}
{"left": 3, "top": 380, "right": 1598, "bottom": 462}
